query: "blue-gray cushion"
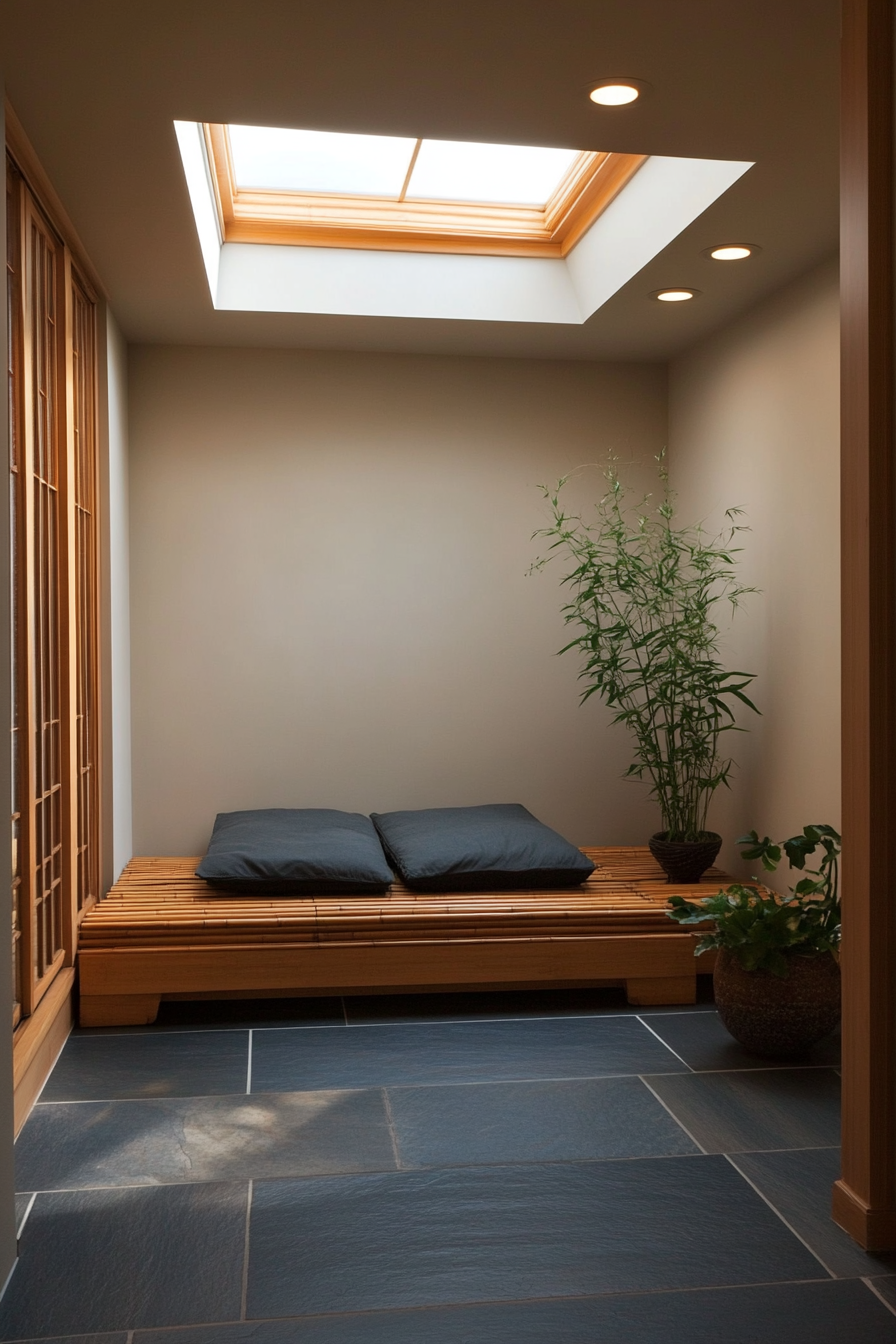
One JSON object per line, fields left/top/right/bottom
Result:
{"left": 370, "top": 803, "right": 594, "bottom": 892}
{"left": 195, "top": 808, "right": 394, "bottom": 895}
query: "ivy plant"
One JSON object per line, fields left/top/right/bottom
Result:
{"left": 666, "top": 824, "right": 841, "bottom": 976}
{"left": 532, "top": 455, "right": 758, "bottom": 841}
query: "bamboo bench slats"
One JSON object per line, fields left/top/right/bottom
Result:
{"left": 77, "top": 846, "right": 730, "bottom": 1025}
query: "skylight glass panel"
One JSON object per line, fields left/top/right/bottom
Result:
{"left": 406, "top": 139, "right": 580, "bottom": 206}
{"left": 228, "top": 124, "right": 417, "bottom": 196}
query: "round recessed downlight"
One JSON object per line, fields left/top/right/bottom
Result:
{"left": 653, "top": 288, "right": 698, "bottom": 302}
{"left": 589, "top": 82, "right": 641, "bottom": 106}
{"left": 709, "top": 244, "right": 755, "bottom": 261}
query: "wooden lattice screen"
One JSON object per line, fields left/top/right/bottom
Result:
{"left": 6, "top": 154, "right": 100, "bottom": 1026}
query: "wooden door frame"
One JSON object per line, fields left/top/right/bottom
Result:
{"left": 834, "top": 0, "right": 896, "bottom": 1251}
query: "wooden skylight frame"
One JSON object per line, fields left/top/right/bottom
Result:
{"left": 203, "top": 124, "right": 647, "bottom": 258}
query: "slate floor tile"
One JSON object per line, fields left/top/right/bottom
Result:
{"left": 871, "top": 1277, "right": 896, "bottom": 1313}
{"left": 16, "top": 1090, "right": 397, "bottom": 1191}
{"left": 640, "top": 1010, "right": 841, "bottom": 1071}
{"left": 645, "top": 1067, "right": 841, "bottom": 1153}
{"left": 39, "top": 1030, "right": 250, "bottom": 1101}
{"left": 0, "top": 1182, "right": 247, "bottom": 1339}
{"left": 731, "top": 1146, "right": 896, "bottom": 1278}
{"left": 251, "top": 1015, "right": 687, "bottom": 1092}
{"left": 133, "top": 1280, "right": 896, "bottom": 1343}
{"left": 246, "top": 1156, "right": 825, "bottom": 1318}
{"left": 387, "top": 1075, "right": 698, "bottom": 1167}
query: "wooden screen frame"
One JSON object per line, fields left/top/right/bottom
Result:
{"left": 834, "top": 0, "right": 896, "bottom": 1251}
{"left": 6, "top": 141, "right": 102, "bottom": 1029}
{"left": 14, "top": 176, "right": 68, "bottom": 1015}
{"left": 203, "top": 124, "right": 647, "bottom": 258}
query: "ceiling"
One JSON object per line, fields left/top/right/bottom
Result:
{"left": 0, "top": 0, "right": 839, "bottom": 361}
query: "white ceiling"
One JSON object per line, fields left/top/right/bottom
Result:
{"left": 0, "top": 0, "right": 839, "bottom": 361}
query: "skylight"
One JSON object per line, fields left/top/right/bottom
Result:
{"left": 406, "top": 139, "right": 579, "bottom": 206}
{"left": 176, "top": 121, "right": 755, "bottom": 322}
{"left": 228, "top": 125, "right": 417, "bottom": 197}
{"left": 227, "top": 124, "right": 580, "bottom": 208}
{"left": 201, "top": 122, "right": 649, "bottom": 258}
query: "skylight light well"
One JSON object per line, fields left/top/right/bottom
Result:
{"left": 175, "top": 123, "right": 755, "bottom": 322}
{"left": 203, "top": 122, "right": 649, "bottom": 258}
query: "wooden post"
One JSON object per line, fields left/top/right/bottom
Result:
{"left": 833, "top": 0, "right": 896, "bottom": 1251}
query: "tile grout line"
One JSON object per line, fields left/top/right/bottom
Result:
{"left": 724, "top": 1152, "right": 839, "bottom": 1278}
{"left": 240, "top": 1179, "right": 252, "bottom": 1321}
{"left": 634, "top": 1016, "right": 696, "bottom": 1071}
{"left": 862, "top": 1276, "right": 896, "bottom": 1317}
{"left": 26, "top": 1061, "right": 840, "bottom": 1110}
{"left": 246, "top": 1030, "right": 253, "bottom": 1095}
{"left": 641, "top": 1063, "right": 839, "bottom": 1077}
{"left": 15, "top": 1192, "right": 35, "bottom": 1241}
{"left": 381, "top": 1087, "right": 405, "bottom": 1170}
{"left": 13, "top": 1151, "right": 754, "bottom": 1202}
{"left": 239, "top": 1011, "right": 712, "bottom": 1033}
{"left": 103, "top": 1275, "right": 838, "bottom": 1334}
{"left": 15, "top": 1145, "right": 853, "bottom": 1200}
{"left": 637, "top": 1076, "right": 708, "bottom": 1154}
{"left": 126, "top": 1332, "right": 135, "bottom": 1344}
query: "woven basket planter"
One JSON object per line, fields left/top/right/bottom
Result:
{"left": 713, "top": 948, "right": 841, "bottom": 1058}
{"left": 648, "top": 830, "right": 722, "bottom": 884}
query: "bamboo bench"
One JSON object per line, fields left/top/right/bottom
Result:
{"left": 77, "top": 846, "right": 728, "bottom": 1026}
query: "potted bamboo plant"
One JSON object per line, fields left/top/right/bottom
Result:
{"left": 532, "top": 455, "right": 758, "bottom": 882}
{"left": 666, "top": 825, "right": 841, "bottom": 1056}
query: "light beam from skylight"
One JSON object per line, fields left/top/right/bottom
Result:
{"left": 406, "top": 139, "right": 580, "bottom": 206}
{"left": 228, "top": 124, "right": 417, "bottom": 196}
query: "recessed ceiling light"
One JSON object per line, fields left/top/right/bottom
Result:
{"left": 705, "top": 244, "right": 760, "bottom": 261}
{"left": 651, "top": 288, "right": 699, "bottom": 302}
{"left": 589, "top": 81, "right": 642, "bottom": 106}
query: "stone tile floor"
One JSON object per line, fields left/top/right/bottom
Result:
{"left": 2, "top": 986, "right": 895, "bottom": 1342}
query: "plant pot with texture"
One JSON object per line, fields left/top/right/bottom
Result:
{"left": 648, "top": 830, "right": 722, "bottom": 884}
{"left": 667, "top": 825, "right": 841, "bottom": 1058}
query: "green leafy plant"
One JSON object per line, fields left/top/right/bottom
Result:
{"left": 531, "top": 455, "right": 758, "bottom": 841}
{"left": 666, "top": 824, "right": 841, "bottom": 976}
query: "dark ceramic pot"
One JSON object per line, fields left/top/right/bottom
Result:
{"left": 648, "top": 830, "right": 722, "bottom": 884}
{"left": 713, "top": 947, "right": 841, "bottom": 1058}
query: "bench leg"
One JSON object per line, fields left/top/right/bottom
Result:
{"left": 625, "top": 975, "right": 696, "bottom": 1006}
{"left": 79, "top": 994, "right": 161, "bottom": 1027}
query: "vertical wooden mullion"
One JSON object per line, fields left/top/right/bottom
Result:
{"left": 58, "top": 247, "right": 76, "bottom": 965}
{"left": 72, "top": 274, "right": 100, "bottom": 924}
{"left": 7, "top": 159, "right": 22, "bottom": 1028}
{"left": 16, "top": 191, "right": 38, "bottom": 1017}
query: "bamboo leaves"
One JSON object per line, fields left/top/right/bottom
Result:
{"left": 532, "top": 456, "right": 758, "bottom": 841}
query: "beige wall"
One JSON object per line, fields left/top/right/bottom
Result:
{"left": 128, "top": 347, "right": 667, "bottom": 854}
{"left": 668, "top": 257, "right": 840, "bottom": 875}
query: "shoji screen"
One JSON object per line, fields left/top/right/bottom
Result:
{"left": 6, "top": 154, "right": 100, "bottom": 1026}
